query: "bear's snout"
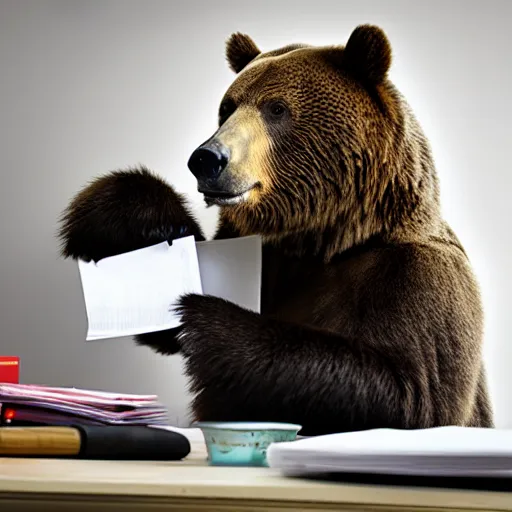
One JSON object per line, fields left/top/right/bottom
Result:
{"left": 187, "top": 106, "right": 270, "bottom": 207}
{"left": 188, "top": 141, "right": 230, "bottom": 184}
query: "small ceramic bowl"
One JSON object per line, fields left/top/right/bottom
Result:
{"left": 193, "top": 421, "right": 302, "bottom": 467}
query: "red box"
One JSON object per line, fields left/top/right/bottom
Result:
{"left": 0, "top": 356, "right": 20, "bottom": 383}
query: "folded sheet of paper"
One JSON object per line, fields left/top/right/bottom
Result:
{"left": 78, "top": 235, "right": 261, "bottom": 341}
{"left": 266, "top": 426, "right": 512, "bottom": 478}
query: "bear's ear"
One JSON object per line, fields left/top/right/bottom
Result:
{"left": 342, "top": 24, "right": 392, "bottom": 85}
{"left": 226, "top": 32, "right": 261, "bottom": 73}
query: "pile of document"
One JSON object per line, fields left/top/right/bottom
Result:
{"left": 267, "top": 426, "right": 512, "bottom": 478}
{"left": 0, "top": 383, "right": 169, "bottom": 426}
{"left": 78, "top": 235, "right": 262, "bottom": 341}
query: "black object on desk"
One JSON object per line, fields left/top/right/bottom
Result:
{"left": 0, "top": 425, "right": 191, "bottom": 461}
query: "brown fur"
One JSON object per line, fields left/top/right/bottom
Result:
{"left": 57, "top": 24, "right": 493, "bottom": 435}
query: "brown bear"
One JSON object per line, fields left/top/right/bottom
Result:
{"left": 58, "top": 24, "right": 494, "bottom": 436}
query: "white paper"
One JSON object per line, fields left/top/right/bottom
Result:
{"left": 196, "top": 235, "right": 261, "bottom": 313}
{"left": 77, "top": 235, "right": 262, "bottom": 341}
{"left": 78, "top": 236, "right": 203, "bottom": 340}
{"left": 266, "top": 426, "right": 512, "bottom": 478}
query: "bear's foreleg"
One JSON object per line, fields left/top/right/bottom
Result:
{"left": 58, "top": 166, "right": 205, "bottom": 262}
{"left": 174, "top": 293, "right": 433, "bottom": 436}
{"left": 58, "top": 165, "right": 204, "bottom": 354}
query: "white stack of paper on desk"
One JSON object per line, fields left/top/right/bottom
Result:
{"left": 77, "top": 235, "right": 261, "bottom": 341}
{"left": 267, "top": 426, "right": 512, "bottom": 478}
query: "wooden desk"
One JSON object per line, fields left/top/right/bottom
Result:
{"left": 1, "top": 437, "right": 512, "bottom": 511}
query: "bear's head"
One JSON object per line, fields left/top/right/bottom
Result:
{"left": 187, "top": 24, "right": 439, "bottom": 256}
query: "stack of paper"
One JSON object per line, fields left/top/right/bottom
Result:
{"left": 267, "top": 427, "right": 512, "bottom": 478}
{"left": 0, "top": 383, "right": 169, "bottom": 425}
{"left": 78, "top": 235, "right": 262, "bottom": 341}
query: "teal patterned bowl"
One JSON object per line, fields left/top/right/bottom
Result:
{"left": 193, "top": 421, "right": 302, "bottom": 467}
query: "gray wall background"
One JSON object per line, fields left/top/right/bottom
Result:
{"left": 0, "top": 0, "right": 510, "bottom": 428}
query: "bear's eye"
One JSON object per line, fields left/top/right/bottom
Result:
{"left": 219, "top": 99, "right": 236, "bottom": 125}
{"left": 271, "top": 104, "right": 285, "bottom": 116}
{"left": 264, "top": 100, "right": 290, "bottom": 123}
{"left": 269, "top": 101, "right": 286, "bottom": 117}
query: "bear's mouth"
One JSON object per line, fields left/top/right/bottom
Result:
{"left": 199, "top": 185, "right": 258, "bottom": 207}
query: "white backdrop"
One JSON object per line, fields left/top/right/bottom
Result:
{"left": 0, "top": 0, "right": 510, "bottom": 427}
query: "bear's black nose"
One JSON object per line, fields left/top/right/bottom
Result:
{"left": 188, "top": 143, "right": 229, "bottom": 182}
